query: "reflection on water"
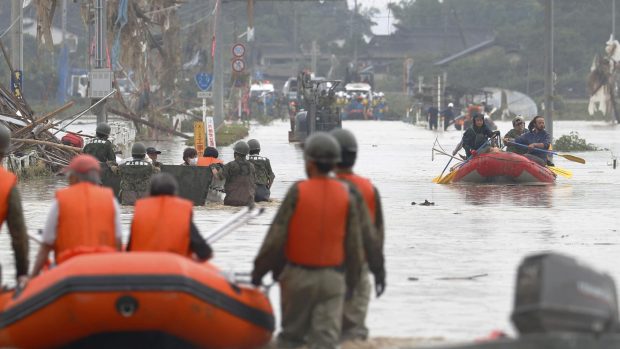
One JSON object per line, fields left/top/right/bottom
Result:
{"left": 451, "top": 184, "right": 554, "bottom": 207}
{"left": 1, "top": 119, "right": 620, "bottom": 340}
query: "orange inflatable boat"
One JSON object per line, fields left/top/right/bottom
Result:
{"left": 0, "top": 252, "right": 274, "bottom": 349}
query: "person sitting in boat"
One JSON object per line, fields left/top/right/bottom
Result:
{"left": 31, "top": 155, "right": 122, "bottom": 276}
{"left": 181, "top": 147, "right": 198, "bottom": 166}
{"left": 0, "top": 124, "right": 29, "bottom": 286}
{"left": 126, "top": 173, "right": 212, "bottom": 261}
{"left": 460, "top": 112, "right": 498, "bottom": 158}
{"left": 514, "top": 115, "right": 553, "bottom": 167}
{"left": 82, "top": 122, "right": 117, "bottom": 165}
{"left": 503, "top": 115, "right": 528, "bottom": 154}
{"left": 212, "top": 141, "right": 257, "bottom": 206}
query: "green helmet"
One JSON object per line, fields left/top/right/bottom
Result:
{"left": 96, "top": 122, "right": 111, "bottom": 137}
{"left": 132, "top": 142, "right": 146, "bottom": 156}
{"left": 248, "top": 139, "right": 261, "bottom": 152}
{"left": 0, "top": 124, "right": 11, "bottom": 155}
{"left": 303, "top": 132, "right": 341, "bottom": 164}
{"left": 330, "top": 128, "right": 358, "bottom": 153}
{"left": 233, "top": 141, "right": 250, "bottom": 155}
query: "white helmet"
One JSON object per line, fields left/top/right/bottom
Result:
{"left": 448, "top": 102, "right": 454, "bottom": 107}
{"left": 378, "top": 92, "right": 385, "bottom": 97}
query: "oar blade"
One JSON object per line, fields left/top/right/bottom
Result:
{"left": 437, "top": 170, "right": 458, "bottom": 184}
{"left": 559, "top": 154, "right": 586, "bottom": 164}
{"left": 547, "top": 166, "right": 573, "bottom": 179}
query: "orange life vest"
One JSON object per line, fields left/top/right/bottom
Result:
{"left": 197, "top": 157, "right": 224, "bottom": 167}
{"left": 130, "top": 196, "right": 193, "bottom": 256}
{"left": 55, "top": 182, "right": 117, "bottom": 263}
{"left": 286, "top": 178, "right": 349, "bottom": 267}
{"left": 337, "top": 173, "right": 376, "bottom": 223}
{"left": 0, "top": 167, "right": 17, "bottom": 224}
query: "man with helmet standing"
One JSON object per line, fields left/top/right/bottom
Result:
{"left": 0, "top": 124, "right": 29, "bottom": 286}
{"left": 330, "top": 128, "right": 386, "bottom": 341}
{"left": 251, "top": 132, "right": 368, "bottom": 349}
{"left": 119, "top": 142, "right": 159, "bottom": 205}
{"left": 83, "top": 122, "right": 116, "bottom": 164}
{"left": 212, "top": 141, "right": 256, "bottom": 206}
{"left": 31, "top": 154, "right": 122, "bottom": 276}
{"left": 247, "top": 139, "right": 275, "bottom": 202}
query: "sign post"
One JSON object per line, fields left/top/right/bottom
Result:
{"left": 194, "top": 121, "right": 206, "bottom": 156}
{"left": 206, "top": 116, "right": 217, "bottom": 147}
{"left": 195, "top": 72, "right": 213, "bottom": 154}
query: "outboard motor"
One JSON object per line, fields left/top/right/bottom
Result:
{"left": 511, "top": 252, "right": 619, "bottom": 335}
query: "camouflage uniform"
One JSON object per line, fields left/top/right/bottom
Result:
{"left": 219, "top": 158, "right": 256, "bottom": 206}
{"left": 252, "top": 183, "right": 382, "bottom": 349}
{"left": 83, "top": 138, "right": 117, "bottom": 164}
{"left": 119, "top": 159, "right": 159, "bottom": 205}
{"left": 249, "top": 155, "right": 275, "bottom": 202}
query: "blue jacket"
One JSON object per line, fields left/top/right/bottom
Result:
{"left": 515, "top": 130, "right": 552, "bottom": 160}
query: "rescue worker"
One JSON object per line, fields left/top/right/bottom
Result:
{"left": 82, "top": 122, "right": 116, "bottom": 164}
{"left": 251, "top": 132, "right": 369, "bottom": 349}
{"left": 459, "top": 112, "right": 498, "bottom": 158}
{"left": 31, "top": 154, "right": 122, "bottom": 276}
{"left": 515, "top": 115, "right": 553, "bottom": 166}
{"left": 442, "top": 103, "right": 455, "bottom": 131}
{"left": 127, "top": 173, "right": 212, "bottom": 261}
{"left": 212, "top": 141, "right": 256, "bottom": 206}
{"left": 119, "top": 142, "right": 159, "bottom": 205}
{"left": 146, "top": 146, "right": 162, "bottom": 167}
{"left": 181, "top": 147, "right": 198, "bottom": 166}
{"left": 427, "top": 105, "right": 439, "bottom": 130}
{"left": 0, "top": 124, "right": 29, "bottom": 285}
{"left": 503, "top": 115, "right": 528, "bottom": 154}
{"left": 247, "top": 139, "right": 275, "bottom": 202}
{"left": 197, "top": 147, "right": 224, "bottom": 167}
{"left": 330, "top": 128, "right": 386, "bottom": 341}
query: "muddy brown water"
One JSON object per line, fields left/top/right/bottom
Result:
{"left": 1, "top": 119, "right": 619, "bottom": 342}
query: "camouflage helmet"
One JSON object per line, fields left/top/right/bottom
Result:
{"left": 96, "top": 122, "right": 111, "bottom": 136}
{"left": 0, "top": 123, "right": 11, "bottom": 155}
{"left": 233, "top": 141, "right": 250, "bottom": 155}
{"left": 248, "top": 139, "right": 261, "bottom": 152}
{"left": 303, "top": 132, "right": 341, "bottom": 164}
{"left": 330, "top": 128, "right": 358, "bottom": 153}
{"left": 131, "top": 142, "right": 146, "bottom": 156}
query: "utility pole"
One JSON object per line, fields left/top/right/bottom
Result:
{"left": 213, "top": 0, "right": 224, "bottom": 126}
{"left": 544, "top": 0, "right": 554, "bottom": 138}
{"left": 352, "top": 0, "right": 358, "bottom": 66}
{"left": 311, "top": 40, "right": 318, "bottom": 73}
{"left": 10, "top": 0, "right": 23, "bottom": 98}
{"left": 90, "top": 0, "right": 110, "bottom": 125}
{"left": 613, "top": 0, "right": 616, "bottom": 39}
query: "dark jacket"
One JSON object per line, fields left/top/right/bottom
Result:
{"left": 462, "top": 124, "right": 494, "bottom": 157}
{"left": 515, "top": 130, "right": 552, "bottom": 160}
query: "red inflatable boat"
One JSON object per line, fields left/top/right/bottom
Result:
{"left": 451, "top": 152, "right": 556, "bottom": 184}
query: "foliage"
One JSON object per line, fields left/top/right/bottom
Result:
{"left": 553, "top": 131, "right": 599, "bottom": 151}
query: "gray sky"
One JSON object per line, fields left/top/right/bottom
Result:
{"left": 349, "top": 0, "right": 398, "bottom": 35}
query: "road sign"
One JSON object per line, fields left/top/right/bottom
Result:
{"left": 195, "top": 72, "right": 213, "bottom": 91}
{"left": 206, "top": 117, "right": 217, "bottom": 147}
{"left": 197, "top": 91, "right": 213, "bottom": 98}
{"left": 194, "top": 121, "right": 206, "bottom": 156}
{"left": 232, "top": 59, "right": 245, "bottom": 72}
{"left": 232, "top": 43, "right": 245, "bottom": 57}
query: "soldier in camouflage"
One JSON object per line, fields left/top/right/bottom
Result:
{"left": 212, "top": 141, "right": 256, "bottom": 206}
{"left": 247, "top": 139, "right": 275, "bottom": 202}
{"left": 82, "top": 122, "right": 117, "bottom": 165}
{"left": 119, "top": 142, "right": 159, "bottom": 205}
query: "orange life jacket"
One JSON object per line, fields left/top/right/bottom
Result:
{"left": 337, "top": 173, "right": 376, "bottom": 223}
{"left": 130, "top": 196, "right": 193, "bottom": 256}
{"left": 197, "top": 157, "right": 224, "bottom": 167}
{"left": 286, "top": 178, "right": 349, "bottom": 267}
{"left": 55, "top": 182, "right": 117, "bottom": 263}
{"left": 0, "top": 167, "right": 17, "bottom": 224}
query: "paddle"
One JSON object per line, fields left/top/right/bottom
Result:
{"left": 436, "top": 136, "right": 496, "bottom": 184}
{"left": 506, "top": 141, "right": 586, "bottom": 164}
{"left": 547, "top": 166, "right": 573, "bottom": 179}
{"left": 432, "top": 157, "right": 454, "bottom": 183}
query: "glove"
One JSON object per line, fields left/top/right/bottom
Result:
{"left": 374, "top": 272, "right": 386, "bottom": 298}
{"left": 250, "top": 271, "right": 262, "bottom": 287}
{"left": 470, "top": 150, "right": 477, "bottom": 157}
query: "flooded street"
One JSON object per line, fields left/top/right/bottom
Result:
{"left": 2, "top": 119, "right": 620, "bottom": 341}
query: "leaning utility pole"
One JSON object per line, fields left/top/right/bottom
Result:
{"left": 90, "top": 0, "right": 112, "bottom": 124}
{"left": 10, "top": 0, "right": 23, "bottom": 98}
{"left": 213, "top": 0, "right": 224, "bottom": 126}
{"left": 544, "top": 0, "right": 554, "bottom": 138}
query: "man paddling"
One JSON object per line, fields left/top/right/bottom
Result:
{"left": 331, "top": 128, "right": 386, "bottom": 341}
{"left": 31, "top": 155, "right": 122, "bottom": 276}
{"left": 460, "top": 112, "right": 498, "bottom": 157}
{"left": 0, "top": 125, "right": 29, "bottom": 286}
{"left": 515, "top": 115, "right": 553, "bottom": 166}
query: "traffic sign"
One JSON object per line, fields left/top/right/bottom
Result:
{"left": 195, "top": 72, "right": 213, "bottom": 91}
{"left": 232, "top": 43, "right": 245, "bottom": 57}
{"left": 232, "top": 59, "right": 245, "bottom": 72}
{"left": 197, "top": 91, "right": 213, "bottom": 98}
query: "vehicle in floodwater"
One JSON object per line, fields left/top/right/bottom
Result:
{"left": 288, "top": 72, "right": 342, "bottom": 143}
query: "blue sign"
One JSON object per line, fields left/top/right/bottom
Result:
{"left": 195, "top": 72, "right": 213, "bottom": 91}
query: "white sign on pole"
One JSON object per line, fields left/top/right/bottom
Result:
{"left": 206, "top": 117, "right": 217, "bottom": 147}
{"left": 197, "top": 91, "right": 213, "bottom": 98}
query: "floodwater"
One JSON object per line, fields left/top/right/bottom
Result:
{"left": 1, "top": 119, "right": 619, "bottom": 342}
